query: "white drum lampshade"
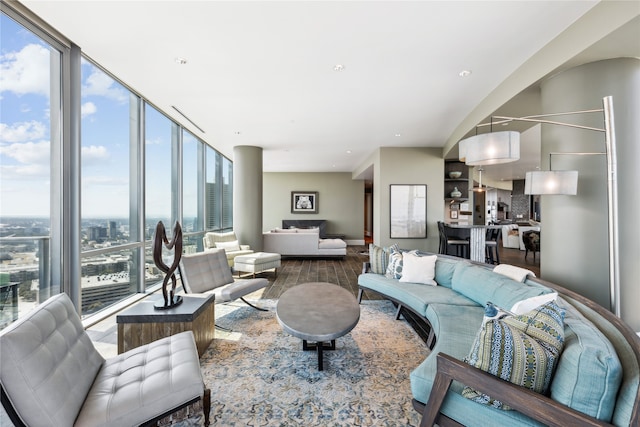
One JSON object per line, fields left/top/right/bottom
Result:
{"left": 524, "top": 170, "right": 578, "bottom": 195}
{"left": 458, "top": 131, "right": 520, "bottom": 166}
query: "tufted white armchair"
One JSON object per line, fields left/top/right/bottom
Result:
{"left": 203, "top": 231, "right": 253, "bottom": 266}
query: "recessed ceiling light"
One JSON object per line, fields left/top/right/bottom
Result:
{"left": 175, "top": 57, "right": 188, "bottom": 65}
{"left": 395, "top": 133, "right": 402, "bottom": 137}
{"left": 346, "top": 150, "right": 352, "bottom": 154}
{"left": 333, "top": 64, "right": 345, "bottom": 72}
{"left": 458, "top": 70, "right": 472, "bottom": 77}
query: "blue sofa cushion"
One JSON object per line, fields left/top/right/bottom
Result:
{"left": 434, "top": 257, "right": 462, "bottom": 289}
{"left": 452, "top": 263, "right": 551, "bottom": 309}
{"left": 550, "top": 299, "right": 622, "bottom": 422}
{"left": 358, "top": 273, "right": 478, "bottom": 317}
{"left": 462, "top": 301, "right": 566, "bottom": 410}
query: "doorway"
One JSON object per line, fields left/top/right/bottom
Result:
{"left": 364, "top": 181, "right": 373, "bottom": 244}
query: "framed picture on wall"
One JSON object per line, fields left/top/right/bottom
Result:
{"left": 291, "top": 191, "right": 318, "bottom": 214}
{"left": 450, "top": 209, "right": 458, "bottom": 219}
{"left": 390, "top": 184, "right": 427, "bottom": 238}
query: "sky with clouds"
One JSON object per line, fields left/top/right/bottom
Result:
{"left": 1, "top": 13, "right": 180, "bottom": 220}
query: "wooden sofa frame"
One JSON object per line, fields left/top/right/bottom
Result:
{"left": 358, "top": 260, "right": 640, "bottom": 427}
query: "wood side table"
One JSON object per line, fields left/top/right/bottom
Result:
{"left": 117, "top": 294, "right": 215, "bottom": 357}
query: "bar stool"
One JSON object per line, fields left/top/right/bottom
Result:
{"left": 485, "top": 227, "right": 501, "bottom": 265}
{"left": 438, "top": 221, "right": 470, "bottom": 259}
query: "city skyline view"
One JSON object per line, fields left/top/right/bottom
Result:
{"left": 1, "top": 7, "right": 233, "bottom": 330}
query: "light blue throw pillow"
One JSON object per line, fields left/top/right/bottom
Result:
{"left": 550, "top": 300, "right": 622, "bottom": 422}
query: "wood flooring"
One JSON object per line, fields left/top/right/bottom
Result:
{"left": 257, "top": 243, "right": 540, "bottom": 300}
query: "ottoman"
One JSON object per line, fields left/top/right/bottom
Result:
{"left": 234, "top": 252, "right": 281, "bottom": 278}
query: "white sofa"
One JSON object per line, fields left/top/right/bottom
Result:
{"left": 263, "top": 227, "right": 347, "bottom": 257}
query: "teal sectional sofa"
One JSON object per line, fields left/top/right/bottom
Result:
{"left": 357, "top": 252, "right": 640, "bottom": 427}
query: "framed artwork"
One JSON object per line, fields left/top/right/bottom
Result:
{"left": 450, "top": 210, "right": 459, "bottom": 219}
{"left": 291, "top": 191, "right": 318, "bottom": 214}
{"left": 390, "top": 184, "right": 427, "bottom": 238}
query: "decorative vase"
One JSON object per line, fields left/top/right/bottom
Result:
{"left": 451, "top": 187, "right": 462, "bottom": 198}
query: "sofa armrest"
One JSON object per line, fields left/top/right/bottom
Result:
{"left": 419, "top": 353, "right": 612, "bottom": 427}
{"left": 239, "top": 245, "right": 251, "bottom": 250}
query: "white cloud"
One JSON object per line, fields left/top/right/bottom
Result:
{"left": 145, "top": 136, "right": 164, "bottom": 146}
{"left": 83, "top": 175, "right": 127, "bottom": 186}
{"left": 0, "top": 120, "right": 47, "bottom": 143}
{"left": 0, "top": 43, "right": 51, "bottom": 97}
{"left": 81, "top": 145, "right": 110, "bottom": 165}
{"left": 0, "top": 163, "right": 49, "bottom": 179}
{"left": 81, "top": 101, "right": 97, "bottom": 118}
{"left": 0, "top": 140, "right": 49, "bottom": 165}
{"left": 82, "top": 67, "right": 128, "bottom": 103}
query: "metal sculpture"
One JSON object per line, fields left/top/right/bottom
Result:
{"left": 153, "top": 221, "right": 183, "bottom": 310}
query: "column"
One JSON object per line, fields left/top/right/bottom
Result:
{"left": 233, "top": 146, "right": 263, "bottom": 251}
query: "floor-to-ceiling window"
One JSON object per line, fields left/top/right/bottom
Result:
{"left": 144, "top": 104, "right": 173, "bottom": 238}
{"left": 0, "top": 3, "right": 233, "bottom": 327}
{"left": 183, "top": 130, "right": 204, "bottom": 253}
{"left": 80, "top": 59, "right": 141, "bottom": 315}
{"left": 0, "top": 11, "right": 61, "bottom": 327}
{"left": 205, "top": 145, "right": 233, "bottom": 232}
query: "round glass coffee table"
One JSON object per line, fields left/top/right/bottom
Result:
{"left": 276, "top": 282, "right": 360, "bottom": 371}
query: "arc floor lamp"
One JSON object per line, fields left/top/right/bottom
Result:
{"left": 458, "top": 96, "right": 619, "bottom": 317}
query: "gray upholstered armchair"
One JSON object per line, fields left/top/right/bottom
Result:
{"left": 203, "top": 231, "right": 253, "bottom": 266}
{"left": 180, "top": 248, "right": 268, "bottom": 311}
{"left": 0, "top": 293, "right": 210, "bottom": 427}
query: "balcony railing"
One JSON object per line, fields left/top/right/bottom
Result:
{"left": 0, "top": 236, "right": 51, "bottom": 329}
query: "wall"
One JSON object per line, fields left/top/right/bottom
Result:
{"left": 263, "top": 172, "right": 364, "bottom": 242}
{"left": 540, "top": 58, "right": 640, "bottom": 330}
{"left": 375, "top": 147, "right": 444, "bottom": 253}
{"left": 510, "top": 180, "right": 530, "bottom": 221}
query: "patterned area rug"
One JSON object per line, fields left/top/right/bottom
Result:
{"left": 173, "top": 299, "right": 429, "bottom": 426}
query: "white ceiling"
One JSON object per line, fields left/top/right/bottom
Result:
{"left": 18, "top": 1, "right": 640, "bottom": 182}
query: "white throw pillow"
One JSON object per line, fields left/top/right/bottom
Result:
{"left": 274, "top": 228, "right": 298, "bottom": 233}
{"left": 510, "top": 292, "right": 558, "bottom": 315}
{"left": 493, "top": 264, "right": 536, "bottom": 282}
{"left": 399, "top": 252, "right": 437, "bottom": 285}
{"left": 215, "top": 240, "right": 241, "bottom": 252}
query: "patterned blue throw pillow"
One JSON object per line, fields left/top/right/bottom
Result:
{"left": 462, "top": 301, "right": 566, "bottom": 410}
{"left": 385, "top": 244, "right": 403, "bottom": 279}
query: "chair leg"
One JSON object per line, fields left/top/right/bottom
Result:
{"left": 240, "top": 297, "right": 268, "bottom": 311}
{"left": 203, "top": 388, "right": 211, "bottom": 426}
